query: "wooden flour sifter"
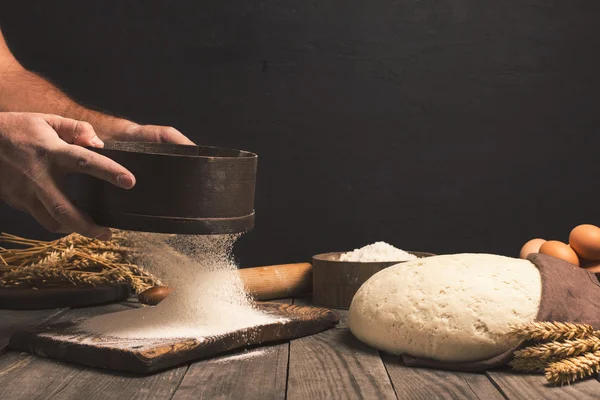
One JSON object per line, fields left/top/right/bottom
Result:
{"left": 76, "top": 141, "right": 258, "bottom": 234}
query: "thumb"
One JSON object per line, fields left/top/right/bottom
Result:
{"left": 43, "top": 115, "right": 104, "bottom": 148}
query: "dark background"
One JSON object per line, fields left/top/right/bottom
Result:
{"left": 1, "top": 1, "right": 599, "bottom": 267}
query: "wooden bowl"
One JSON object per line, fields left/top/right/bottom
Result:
{"left": 74, "top": 142, "right": 257, "bottom": 235}
{"left": 312, "top": 251, "right": 435, "bottom": 309}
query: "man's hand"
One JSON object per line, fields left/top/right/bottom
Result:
{"left": 0, "top": 112, "right": 136, "bottom": 240}
{"left": 0, "top": 30, "right": 195, "bottom": 147}
{"left": 100, "top": 122, "right": 194, "bottom": 145}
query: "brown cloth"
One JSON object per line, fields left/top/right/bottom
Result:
{"left": 402, "top": 253, "right": 600, "bottom": 372}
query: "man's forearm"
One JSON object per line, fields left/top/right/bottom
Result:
{"left": 0, "top": 30, "right": 192, "bottom": 145}
{"left": 0, "top": 65, "right": 136, "bottom": 137}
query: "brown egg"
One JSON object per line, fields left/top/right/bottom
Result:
{"left": 519, "top": 238, "right": 547, "bottom": 259}
{"left": 569, "top": 224, "right": 600, "bottom": 261}
{"left": 539, "top": 240, "right": 580, "bottom": 266}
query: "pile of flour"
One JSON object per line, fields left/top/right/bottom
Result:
{"left": 82, "top": 232, "right": 278, "bottom": 339}
{"left": 339, "top": 241, "right": 417, "bottom": 262}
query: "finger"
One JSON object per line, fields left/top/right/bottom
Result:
{"left": 158, "top": 127, "right": 195, "bottom": 145}
{"left": 53, "top": 145, "right": 136, "bottom": 189}
{"left": 135, "top": 125, "right": 195, "bottom": 145}
{"left": 26, "top": 197, "right": 64, "bottom": 233}
{"left": 43, "top": 115, "right": 105, "bottom": 148}
{"left": 35, "top": 182, "right": 111, "bottom": 240}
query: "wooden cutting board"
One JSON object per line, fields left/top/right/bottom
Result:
{"left": 0, "top": 284, "right": 131, "bottom": 310}
{"left": 9, "top": 302, "right": 339, "bottom": 373}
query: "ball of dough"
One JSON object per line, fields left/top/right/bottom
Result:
{"left": 348, "top": 253, "right": 541, "bottom": 362}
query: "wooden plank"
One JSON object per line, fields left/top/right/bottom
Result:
{"left": 0, "top": 308, "right": 65, "bottom": 354}
{"left": 173, "top": 343, "right": 287, "bottom": 400}
{"left": 172, "top": 298, "right": 293, "bottom": 400}
{"left": 287, "top": 298, "right": 396, "bottom": 400}
{"left": 0, "top": 346, "right": 186, "bottom": 400}
{"left": 382, "top": 354, "right": 504, "bottom": 400}
{"left": 10, "top": 301, "right": 338, "bottom": 373}
{"left": 51, "top": 364, "right": 188, "bottom": 400}
{"left": 460, "top": 373, "right": 506, "bottom": 400}
{"left": 0, "top": 352, "right": 83, "bottom": 400}
{"left": 487, "top": 369, "right": 600, "bottom": 400}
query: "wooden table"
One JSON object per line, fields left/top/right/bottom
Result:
{"left": 1, "top": 297, "right": 600, "bottom": 400}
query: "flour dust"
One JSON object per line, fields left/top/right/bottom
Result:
{"left": 82, "top": 232, "right": 279, "bottom": 339}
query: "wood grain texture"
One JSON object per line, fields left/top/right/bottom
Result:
{"left": 51, "top": 364, "right": 188, "bottom": 400}
{"left": 287, "top": 298, "right": 396, "bottom": 400}
{"left": 240, "top": 263, "right": 313, "bottom": 300}
{"left": 0, "top": 308, "right": 64, "bottom": 354}
{"left": 174, "top": 343, "right": 287, "bottom": 400}
{"left": 487, "top": 369, "right": 600, "bottom": 400}
{"left": 173, "top": 299, "right": 292, "bottom": 400}
{"left": 10, "top": 302, "right": 338, "bottom": 373}
{"left": 0, "top": 284, "right": 130, "bottom": 310}
{"left": 0, "top": 352, "right": 83, "bottom": 400}
{"left": 382, "top": 354, "right": 504, "bottom": 400}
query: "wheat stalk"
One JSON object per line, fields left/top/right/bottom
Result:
{"left": 509, "top": 321, "right": 600, "bottom": 385}
{"left": 514, "top": 336, "right": 600, "bottom": 360}
{"left": 545, "top": 351, "right": 600, "bottom": 386}
{"left": 0, "top": 231, "right": 161, "bottom": 294}
{"left": 510, "top": 321, "right": 595, "bottom": 342}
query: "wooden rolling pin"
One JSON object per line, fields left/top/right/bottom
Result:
{"left": 240, "top": 262, "right": 312, "bottom": 300}
{"left": 138, "top": 263, "right": 313, "bottom": 305}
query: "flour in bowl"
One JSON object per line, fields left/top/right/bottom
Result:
{"left": 339, "top": 241, "right": 417, "bottom": 262}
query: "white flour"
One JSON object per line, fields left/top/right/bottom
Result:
{"left": 339, "top": 241, "right": 417, "bottom": 262}
{"left": 210, "top": 348, "right": 271, "bottom": 364}
{"left": 82, "top": 232, "right": 281, "bottom": 339}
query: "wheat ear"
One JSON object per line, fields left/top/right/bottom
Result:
{"left": 510, "top": 321, "right": 595, "bottom": 342}
{"left": 545, "top": 351, "right": 600, "bottom": 386}
{"left": 514, "top": 336, "right": 600, "bottom": 360}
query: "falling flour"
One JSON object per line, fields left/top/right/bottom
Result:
{"left": 339, "top": 241, "right": 417, "bottom": 262}
{"left": 82, "top": 232, "right": 281, "bottom": 339}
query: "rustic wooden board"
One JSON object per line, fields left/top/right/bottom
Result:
{"left": 0, "top": 308, "right": 65, "bottom": 354}
{"left": 0, "top": 303, "right": 187, "bottom": 400}
{"left": 287, "top": 298, "right": 396, "bottom": 400}
{"left": 173, "top": 299, "right": 292, "bottom": 400}
{"left": 382, "top": 354, "right": 504, "bottom": 400}
{"left": 0, "top": 284, "right": 130, "bottom": 310}
{"left": 9, "top": 302, "right": 339, "bottom": 374}
{"left": 487, "top": 369, "right": 600, "bottom": 400}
